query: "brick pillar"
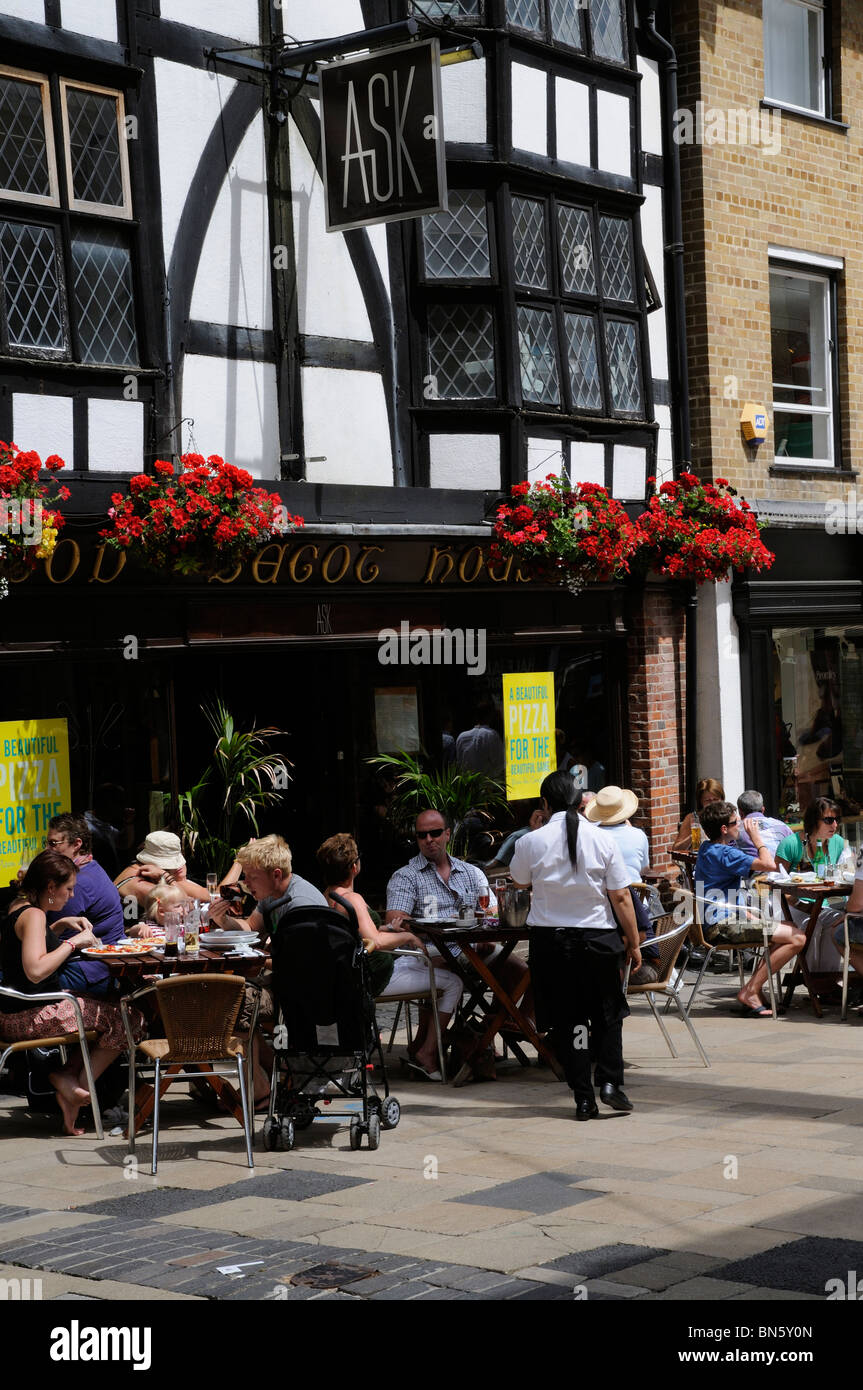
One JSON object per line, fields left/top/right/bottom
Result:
{"left": 627, "top": 585, "right": 687, "bottom": 874}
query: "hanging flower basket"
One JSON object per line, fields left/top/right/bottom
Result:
{"left": 491, "top": 475, "right": 639, "bottom": 593}
{"left": 101, "top": 454, "right": 304, "bottom": 578}
{"left": 0, "top": 441, "right": 69, "bottom": 599}
{"left": 635, "top": 473, "right": 775, "bottom": 583}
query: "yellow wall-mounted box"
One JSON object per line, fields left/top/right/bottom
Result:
{"left": 740, "top": 402, "right": 769, "bottom": 443}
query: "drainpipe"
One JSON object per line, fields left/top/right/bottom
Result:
{"left": 638, "top": 3, "right": 698, "bottom": 812}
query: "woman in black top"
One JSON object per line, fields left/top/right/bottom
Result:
{"left": 0, "top": 851, "right": 139, "bottom": 1135}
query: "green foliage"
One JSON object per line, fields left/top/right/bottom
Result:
{"left": 166, "top": 700, "right": 291, "bottom": 878}
{"left": 367, "top": 749, "right": 507, "bottom": 859}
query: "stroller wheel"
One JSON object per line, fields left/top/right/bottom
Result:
{"left": 349, "top": 1116, "right": 363, "bottom": 1150}
{"left": 279, "top": 1117, "right": 295, "bottom": 1151}
{"left": 367, "top": 1113, "right": 381, "bottom": 1151}
{"left": 380, "top": 1097, "right": 401, "bottom": 1130}
{"left": 262, "top": 1117, "right": 279, "bottom": 1152}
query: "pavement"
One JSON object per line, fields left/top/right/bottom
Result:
{"left": 2, "top": 969, "right": 863, "bottom": 1303}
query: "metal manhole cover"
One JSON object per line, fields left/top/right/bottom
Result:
{"left": 291, "top": 1262, "right": 379, "bottom": 1289}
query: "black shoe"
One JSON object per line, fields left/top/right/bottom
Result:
{"left": 599, "top": 1083, "right": 633, "bottom": 1113}
{"left": 575, "top": 1099, "right": 599, "bottom": 1120}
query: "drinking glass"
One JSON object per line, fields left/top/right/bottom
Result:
{"left": 206, "top": 873, "right": 218, "bottom": 902}
{"left": 185, "top": 903, "right": 200, "bottom": 955}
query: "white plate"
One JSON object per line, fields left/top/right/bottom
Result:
{"left": 80, "top": 945, "right": 153, "bottom": 958}
{"left": 201, "top": 933, "right": 260, "bottom": 951}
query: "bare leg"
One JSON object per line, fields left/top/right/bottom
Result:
{"left": 738, "top": 927, "right": 806, "bottom": 1010}
{"left": 48, "top": 1057, "right": 91, "bottom": 1137}
{"left": 413, "top": 1008, "right": 452, "bottom": 1072}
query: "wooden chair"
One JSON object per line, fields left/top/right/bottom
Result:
{"left": 375, "top": 948, "right": 446, "bottom": 1082}
{"left": 121, "top": 974, "right": 257, "bottom": 1174}
{"left": 0, "top": 986, "right": 105, "bottom": 1138}
{"left": 623, "top": 912, "right": 710, "bottom": 1067}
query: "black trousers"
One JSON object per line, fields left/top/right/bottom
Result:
{"left": 529, "top": 928, "right": 628, "bottom": 1104}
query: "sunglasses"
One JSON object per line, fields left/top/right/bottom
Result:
{"left": 822, "top": 816, "right": 838, "bottom": 825}
{"left": 44, "top": 837, "right": 67, "bottom": 849}
{"left": 416, "top": 829, "right": 445, "bottom": 840}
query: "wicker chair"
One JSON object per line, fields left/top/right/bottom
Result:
{"left": 375, "top": 948, "right": 447, "bottom": 1082}
{"left": 121, "top": 974, "right": 258, "bottom": 1174}
{"left": 0, "top": 986, "right": 104, "bottom": 1138}
{"left": 623, "top": 911, "right": 710, "bottom": 1067}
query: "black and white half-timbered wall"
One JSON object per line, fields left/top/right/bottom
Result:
{"left": 0, "top": 0, "right": 688, "bottom": 872}
{"left": 0, "top": 0, "right": 675, "bottom": 496}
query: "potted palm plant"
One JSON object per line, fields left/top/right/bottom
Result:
{"left": 167, "top": 700, "right": 291, "bottom": 878}
{"left": 367, "top": 750, "right": 508, "bottom": 860}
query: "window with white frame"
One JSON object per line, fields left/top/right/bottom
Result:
{"left": 770, "top": 263, "right": 835, "bottom": 467}
{"left": 0, "top": 65, "right": 137, "bottom": 366}
{"left": 763, "top": 0, "right": 826, "bottom": 116}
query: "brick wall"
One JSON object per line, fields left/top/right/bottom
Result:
{"left": 669, "top": 0, "right": 863, "bottom": 503}
{"left": 627, "top": 586, "right": 687, "bottom": 871}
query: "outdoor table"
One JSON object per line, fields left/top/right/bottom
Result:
{"left": 409, "top": 920, "right": 562, "bottom": 1087}
{"left": 101, "top": 946, "right": 267, "bottom": 1133}
{"left": 773, "top": 878, "right": 852, "bottom": 1017}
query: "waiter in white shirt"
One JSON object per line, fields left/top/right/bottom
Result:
{"left": 510, "top": 770, "right": 641, "bottom": 1120}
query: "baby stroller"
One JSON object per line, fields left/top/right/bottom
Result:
{"left": 262, "top": 894, "right": 400, "bottom": 1152}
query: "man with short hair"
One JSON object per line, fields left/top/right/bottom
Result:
{"left": 735, "top": 790, "right": 792, "bottom": 857}
{"left": 209, "top": 835, "right": 327, "bottom": 1104}
{"left": 45, "top": 813, "right": 124, "bottom": 998}
{"left": 386, "top": 808, "right": 530, "bottom": 1078}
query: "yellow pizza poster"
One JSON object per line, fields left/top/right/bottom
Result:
{"left": 0, "top": 718, "right": 71, "bottom": 885}
{"left": 502, "top": 672, "right": 555, "bottom": 800}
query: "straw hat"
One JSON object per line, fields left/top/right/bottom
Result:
{"left": 584, "top": 785, "right": 639, "bottom": 826}
{"left": 137, "top": 830, "right": 185, "bottom": 870}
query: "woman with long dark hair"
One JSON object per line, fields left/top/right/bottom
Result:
{"left": 510, "top": 771, "right": 641, "bottom": 1120}
{"left": 0, "top": 851, "right": 141, "bottom": 1136}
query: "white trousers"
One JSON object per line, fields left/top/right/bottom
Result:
{"left": 378, "top": 955, "right": 463, "bottom": 1013}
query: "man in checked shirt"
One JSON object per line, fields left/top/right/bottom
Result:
{"left": 385, "top": 808, "right": 531, "bottom": 1075}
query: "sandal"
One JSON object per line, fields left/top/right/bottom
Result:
{"left": 739, "top": 1003, "right": 773, "bottom": 1018}
{"left": 404, "top": 1061, "right": 442, "bottom": 1082}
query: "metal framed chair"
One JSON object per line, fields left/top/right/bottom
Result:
{"left": 375, "top": 948, "right": 447, "bottom": 1081}
{"left": 121, "top": 973, "right": 258, "bottom": 1174}
{"left": 623, "top": 912, "right": 710, "bottom": 1067}
{"left": 681, "top": 887, "right": 779, "bottom": 1018}
{"left": 839, "top": 914, "right": 863, "bottom": 1022}
{"left": 0, "top": 986, "right": 104, "bottom": 1138}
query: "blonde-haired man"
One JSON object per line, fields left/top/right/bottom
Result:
{"left": 209, "top": 834, "right": 326, "bottom": 939}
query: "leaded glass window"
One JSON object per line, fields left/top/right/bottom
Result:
{"left": 409, "top": 0, "right": 481, "bottom": 17}
{"left": 61, "top": 81, "right": 130, "bottom": 215}
{"left": 518, "top": 305, "right": 560, "bottom": 405}
{"left": 565, "top": 312, "right": 602, "bottom": 410}
{"left": 549, "top": 0, "right": 583, "bottom": 49}
{"left": 507, "top": 0, "right": 542, "bottom": 31}
{"left": 0, "top": 72, "right": 56, "bottom": 204}
{"left": 591, "top": 0, "right": 627, "bottom": 62}
{"left": 0, "top": 220, "right": 66, "bottom": 355}
{"left": 72, "top": 227, "right": 138, "bottom": 366}
{"left": 605, "top": 318, "right": 642, "bottom": 413}
{"left": 599, "top": 216, "right": 634, "bottom": 302}
{"left": 423, "top": 191, "right": 491, "bottom": 280}
{"left": 512, "top": 197, "right": 547, "bottom": 289}
{"left": 558, "top": 205, "right": 595, "bottom": 295}
{"left": 428, "top": 304, "right": 496, "bottom": 399}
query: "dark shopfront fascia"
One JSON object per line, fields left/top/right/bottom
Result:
{"left": 0, "top": 525, "right": 635, "bottom": 899}
{"left": 734, "top": 526, "right": 863, "bottom": 830}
